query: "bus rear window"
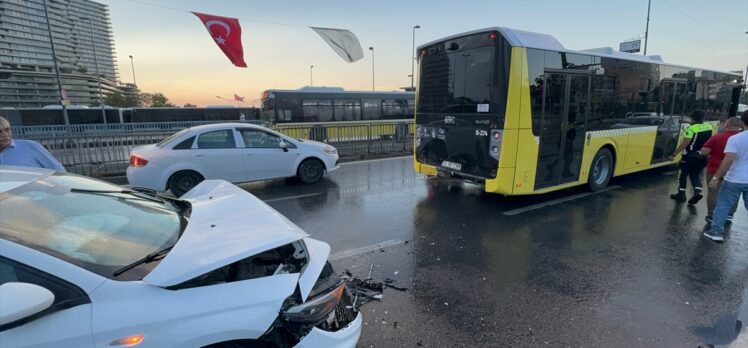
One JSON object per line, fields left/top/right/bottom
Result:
{"left": 417, "top": 32, "right": 510, "bottom": 116}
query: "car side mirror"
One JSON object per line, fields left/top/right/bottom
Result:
{"left": 279, "top": 141, "right": 289, "bottom": 152}
{"left": 0, "top": 282, "right": 55, "bottom": 326}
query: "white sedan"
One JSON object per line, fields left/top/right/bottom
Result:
{"left": 0, "top": 166, "right": 361, "bottom": 347}
{"left": 127, "top": 123, "right": 340, "bottom": 196}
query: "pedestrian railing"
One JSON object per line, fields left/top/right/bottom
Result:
{"left": 11, "top": 120, "right": 413, "bottom": 176}
{"left": 10, "top": 120, "right": 265, "bottom": 136}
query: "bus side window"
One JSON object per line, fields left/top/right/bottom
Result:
{"left": 362, "top": 99, "right": 380, "bottom": 120}
{"left": 588, "top": 75, "right": 617, "bottom": 131}
{"left": 334, "top": 100, "right": 361, "bottom": 121}
{"left": 302, "top": 99, "right": 333, "bottom": 122}
{"left": 382, "top": 99, "right": 404, "bottom": 119}
{"left": 527, "top": 49, "right": 545, "bottom": 136}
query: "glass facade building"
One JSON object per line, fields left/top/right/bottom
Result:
{"left": 0, "top": 0, "right": 120, "bottom": 108}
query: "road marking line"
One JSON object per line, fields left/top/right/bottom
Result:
{"left": 502, "top": 185, "right": 622, "bottom": 216}
{"left": 263, "top": 192, "right": 325, "bottom": 202}
{"left": 329, "top": 239, "right": 406, "bottom": 261}
{"left": 341, "top": 155, "right": 413, "bottom": 166}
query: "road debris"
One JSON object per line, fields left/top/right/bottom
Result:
{"left": 342, "top": 268, "right": 408, "bottom": 310}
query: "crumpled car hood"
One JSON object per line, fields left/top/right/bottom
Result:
{"left": 144, "top": 180, "right": 309, "bottom": 287}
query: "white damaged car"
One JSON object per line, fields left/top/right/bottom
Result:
{"left": 0, "top": 166, "right": 361, "bottom": 347}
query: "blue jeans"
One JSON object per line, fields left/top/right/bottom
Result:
{"left": 711, "top": 180, "right": 748, "bottom": 235}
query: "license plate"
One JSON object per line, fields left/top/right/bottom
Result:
{"left": 441, "top": 161, "right": 462, "bottom": 171}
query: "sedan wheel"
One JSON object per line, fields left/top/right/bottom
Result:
{"left": 169, "top": 171, "right": 203, "bottom": 197}
{"left": 297, "top": 159, "right": 325, "bottom": 184}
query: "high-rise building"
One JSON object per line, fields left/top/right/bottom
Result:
{"left": 0, "top": 0, "right": 121, "bottom": 108}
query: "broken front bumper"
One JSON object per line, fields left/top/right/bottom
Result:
{"left": 294, "top": 312, "right": 362, "bottom": 348}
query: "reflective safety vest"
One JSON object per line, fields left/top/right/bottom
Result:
{"left": 683, "top": 123, "right": 713, "bottom": 153}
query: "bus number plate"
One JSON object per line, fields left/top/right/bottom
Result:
{"left": 441, "top": 161, "right": 462, "bottom": 171}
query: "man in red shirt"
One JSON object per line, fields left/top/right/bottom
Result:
{"left": 700, "top": 116, "right": 743, "bottom": 222}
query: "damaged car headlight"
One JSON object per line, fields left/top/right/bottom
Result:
{"left": 281, "top": 282, "right": 346, "bottom": 324}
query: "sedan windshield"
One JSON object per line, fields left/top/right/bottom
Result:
{"left": 0, "top": 173, "right": 186, "bottom": 280}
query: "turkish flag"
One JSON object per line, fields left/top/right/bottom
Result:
{"left": 234, "top": 94, "right": 244, "bottom": 102}
{"left": 193, "top": 12, "right": 247, "bottom": 68}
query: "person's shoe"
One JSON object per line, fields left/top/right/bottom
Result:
{"left": 670, "top": 192, "right": 687, "bottom": 201}
{"left": 702, "top": 231, "right": 724, "bottom": 243}
{"left": 705, "top": 215, "right": 713, "bottom": 223}
{"left": 687, "top": 193, "right": 703, "bottom": 205}
{"left": 726, "top": 214, "right": 734, "bottom": 222}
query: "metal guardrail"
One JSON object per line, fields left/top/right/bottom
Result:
{"left": 10, "top": 120, "right": 265, "bottom": 136}
{"left": 11, "top": 120, "right": 413, "bottom": 177}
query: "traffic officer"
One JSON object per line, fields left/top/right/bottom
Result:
{"left": 669, "top": 109, "right": 712, "bottom": 204}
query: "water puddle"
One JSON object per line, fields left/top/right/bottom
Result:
{"left": 694, "top": 286, "right": 748, "bottom": 347}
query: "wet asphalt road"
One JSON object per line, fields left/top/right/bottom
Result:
{"left": 190, "top": 156, "right": 748, "bottom": 346}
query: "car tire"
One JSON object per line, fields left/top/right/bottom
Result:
{"left": 588, "top": 148, "right": 614, "bottom": 192}
{"left": 297, "top": 158, "right": 325, "bottom": 184}
{"left": 168, "top": 170, "right": 203, "bottom": 197}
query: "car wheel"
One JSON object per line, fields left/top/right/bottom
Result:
{"left": 588, "top": 148, "right": 614, "bottom": 192}
{"left": 297, "top": 158, "right": 325, "bottom": 184}
{"left": 169, "top": 170, "right": 203, "bottom": 197}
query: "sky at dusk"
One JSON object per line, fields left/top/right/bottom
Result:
{"left": 101, "top": 0, "right": 748, "bottom": 107}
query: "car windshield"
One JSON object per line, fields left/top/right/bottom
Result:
{"left": 0, "top": 173, "right": 186, "bottom": 280}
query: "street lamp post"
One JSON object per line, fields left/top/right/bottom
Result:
{"left": 411, "top": 25, "right": 420, "bottom": 90}
{"left": 129, "top": 55, "right": 137, "bottom": 86}
{"left": 42, "top": 0, "right": 69, "bottom": 125}
{"left": 82, "top": 17, "right": 106, "bottom": 123}
{"left": 644, "top": 0, "right": 651, "bottom": 55}
{"left": 310, "top": 65, "right": 314, "bottom": 87}
{"left": 369, "top": 47, "right": 375, "bottom": 91}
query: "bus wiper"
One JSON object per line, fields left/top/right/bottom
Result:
{"left": 113, "top": 245, "right": 175, "bottom": 277}
{"left": 69, "top": 188, "right": 165, "bottom": 204}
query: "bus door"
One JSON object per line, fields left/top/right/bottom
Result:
{"left": 652, "top": 80, "right": 687, "bottom": 163}
{"left": 536, "top": 72, "right": 590, "bottom": 189}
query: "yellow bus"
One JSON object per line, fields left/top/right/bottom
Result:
{"left": 414, "top": 27, "right": 744, "bottom": 195}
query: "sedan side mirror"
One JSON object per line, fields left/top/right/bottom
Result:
{"left": 0, "top": 282, "right": 55, "bottom": 326}
{"left": 279, "top": 141, "right": 289, "bottom": 152}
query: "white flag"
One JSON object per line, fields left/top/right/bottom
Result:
{"left": 311, "top": 27, "right": 364, "bottom": 63}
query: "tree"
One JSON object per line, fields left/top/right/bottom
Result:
{"left": 140, "top": 92, "right": 175, "bottom": 107}
{"left": 183, "top": 103, "right": 197, "bottom": 108}
{"left": 105, "top": 91, "right": 139, "bottom": 107}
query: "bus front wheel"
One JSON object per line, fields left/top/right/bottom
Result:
{"left": 588, "top": 148, "right": 614, "bottom": 192}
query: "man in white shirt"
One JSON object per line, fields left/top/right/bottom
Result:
{"left": 705, "top": 110, "right": 748, "bottom": 242}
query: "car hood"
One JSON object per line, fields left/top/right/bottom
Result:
{"left": 297, "top": 139, "right": 331, "bottom": 151}
{"left": 143, "top": 180, "right": 309, "bottom": 287}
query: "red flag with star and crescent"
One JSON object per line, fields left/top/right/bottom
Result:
{"left": 193, "top": 12, "right": 247, "bottom": 68}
